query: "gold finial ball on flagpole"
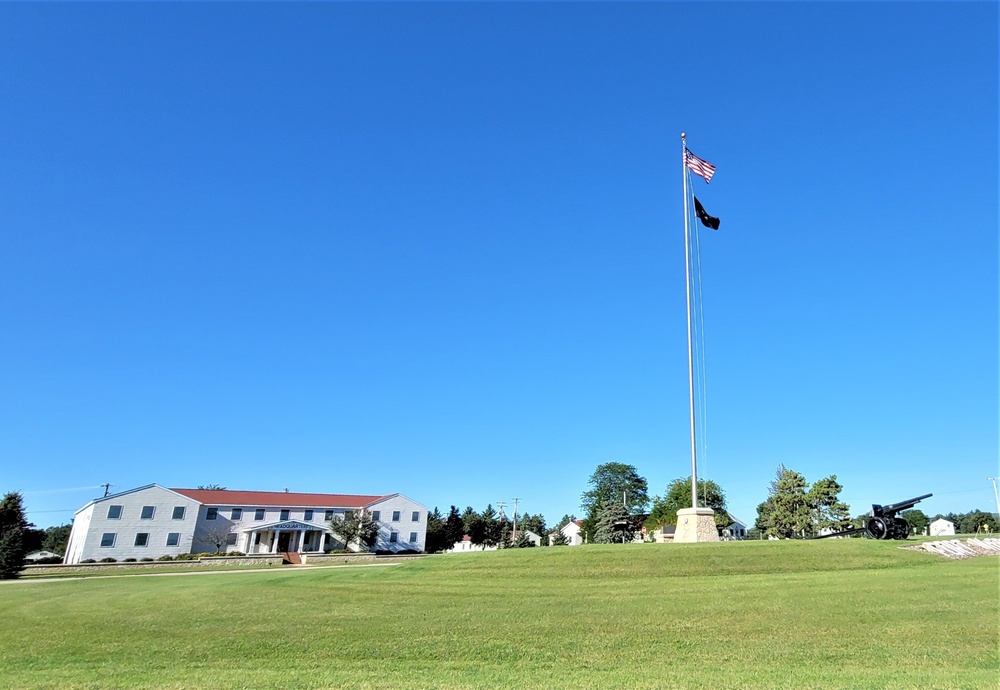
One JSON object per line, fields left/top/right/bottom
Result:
{"left": 681, "top": 132, "right": 686, "bottom": 138}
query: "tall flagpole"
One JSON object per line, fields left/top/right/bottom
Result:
{"left": 681, "top": 133, "right": 699, "bottom": 510}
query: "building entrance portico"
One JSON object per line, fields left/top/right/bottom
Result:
{"left": 241, "top": 520, "right": 335, "bottom": 554}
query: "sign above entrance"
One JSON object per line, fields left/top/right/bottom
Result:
{"left": 245, "top": 520, "right": 319, "bottom": 532}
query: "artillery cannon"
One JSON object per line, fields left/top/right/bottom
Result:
{"left": 816, "top": 493, "right": 932, "bottom": 540}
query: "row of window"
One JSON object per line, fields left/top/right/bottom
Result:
{"left": 390, "top": 532, "right": 419, "bottom": 543}
{"left": 99, "top": 531, "right": 419, "bottom": 548}
{"left": 106, "top": 505, "right": 188, "bottom": 521}
{"left": 106, "top": 505, "right": 422, "bottom": 523}
{"left": 101, "top": 532, "right": 185, "bottom": 548}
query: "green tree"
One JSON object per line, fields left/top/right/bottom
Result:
{"left": 517, "top": 513, "right": 546, "bottom": 536}
{"left": 443, "top": 506, "right": 465, "bottom": 548}
{"left": 901, "top": 509, "right": 930, "bottom": 536}
{"left": 469, "top": 505, "right": 501, "bottom": 548}
{"left": 806, "top": 475, "right": 852, "bottom": 533}
{"left": 645, "top": 477, "right": 728, "bottom": 532}
{"left": 0, "top": 492, "right": 29, "bottom": 579}
{"left": 959, "top": 510, "right": 999, "bottom": 534}
{"left": 755, "top": 466, "right": 812, "bottom": 538}
{"left": 42, "top": 524, "right": 72, "bottom": 555}
{"left": 424, "top": 507, "right": 447, "bottom": 553}
{"left": 330, "top": 511, "right": 379, "bottom": 551}
{"left": 461, "top": 506, "right": 478, "bottom": 535}
{"left": 592, "top": 501, "right": 637, "bottom": 544}
{"left": 197, "top": 484, "right": 227, "bottom": 490}
{"left": 581, "top": 463, "right": 649, "bottom": 516}
{"left": 581, "top": 463, "right": 648, "bottom": 541}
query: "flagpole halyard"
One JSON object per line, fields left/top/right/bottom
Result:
{"left": 681, "top": 133, "right": 699, "bottom": 511}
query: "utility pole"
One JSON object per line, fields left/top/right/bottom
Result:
{"left": 988, "top": 477, "right": 1000, "bottom": 518}
{"left": 102, "top": 483, "right": 111, "bottom": 497}
{"left": 512, "top": 497, "right": 521, "bottom": 538}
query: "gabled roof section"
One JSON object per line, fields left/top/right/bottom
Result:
{"left": 170, "top": 488, "right": 390, "bottom": 509}
{"left": 74, "top": 484, "right": 197, "bottom": 515}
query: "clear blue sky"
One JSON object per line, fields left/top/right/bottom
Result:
{"left": 2, "top": 2, "right": 996, "bottom": 530}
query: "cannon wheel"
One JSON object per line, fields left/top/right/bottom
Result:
{"left": 893, "top": 518, "right": 910, "bottom": 540}
{"left": 866, "top": 517, "right": 889, "bottom": 539}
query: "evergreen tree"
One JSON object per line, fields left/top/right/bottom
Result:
{"left": 443, "top": 506, "right": 465, "bottom": 548}
{"left": 514, "top": 531, "right": 536, "bottom": 548}
{"left": 592, "top": 501, "right": 637, "bottom": 544}
{"left": 424, "top": 507, "right": 447, "bottom": 553}
{"left": 756, "top": 467, "right": 851, "bottom": 538}
{"left": 0, "top": 492, "right": 29, "bottom": 579}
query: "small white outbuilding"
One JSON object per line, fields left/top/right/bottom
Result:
{"left": 929, "top": 518, "right": 955, "bottom": 536}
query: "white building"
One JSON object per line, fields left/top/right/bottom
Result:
{"left": 548, "top": 519, "right": 585, "bottom": 546}
{"left": 64, "top": 484, "right": 428, "bottom": 564}
{"left": 930, "top": 518, "right": 955, "bottom": 537}
{"left": 447, "top": 535, "right": 497, "bottom": 553}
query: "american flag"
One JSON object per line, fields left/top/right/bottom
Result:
{"left": 684, "top": 148, "right": 716, "bottom": 184}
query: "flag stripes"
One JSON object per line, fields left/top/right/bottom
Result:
{"left": 684, "top": 148, "right": 716, "bottom": 183}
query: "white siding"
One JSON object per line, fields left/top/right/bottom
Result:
{"left": 368, "top": 495, "right": 429, "bottom": 553}
{"left": 64, "top": 486, "right": 201, "bottom": 564}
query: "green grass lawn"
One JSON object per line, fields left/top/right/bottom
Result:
{"left": 1, "top": 540, "right": 996, "bottom": 689}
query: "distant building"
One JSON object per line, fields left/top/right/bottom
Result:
{"left": 64, "top": 484, "right": 427, "bottom": 564}
{"left": 447, "top": 535, "right": 497, "bottom": 553}
{"left": 930, "top": 518, "right": 955, "bottom": 537}
{"left": 548, "top": 519, "right": 585, "bottom": 546}
{"left": 24, "top": 550, "right": 61, "bottom": 562}
{"left": 723, "top": 514, "right": 748, "bottom": 539}
{"left": 511, "top": 529, "right": 542, "bottom": 546}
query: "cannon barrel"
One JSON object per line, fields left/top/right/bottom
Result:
{"left": 871, "top": 493, "right": 932, "bottom": 517}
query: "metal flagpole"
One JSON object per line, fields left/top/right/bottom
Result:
{"left": 681, "top": 132, "right": 698, "bottom": 510}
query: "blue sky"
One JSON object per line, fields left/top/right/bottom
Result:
{"left": 2, "top": 3, "right": 996, "bottom": 530}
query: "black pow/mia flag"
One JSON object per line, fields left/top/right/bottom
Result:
{"left": 694, "top": 196, "right": 720, "bottom": 230}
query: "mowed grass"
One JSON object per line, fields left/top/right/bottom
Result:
{"left": 0, "top": 540, "right": 996, "bottom": 690}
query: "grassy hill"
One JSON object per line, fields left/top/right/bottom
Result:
{"left": 1, "top": 540, "right": 996, "bottom": 689}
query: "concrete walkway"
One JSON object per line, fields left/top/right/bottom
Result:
{"left": 2, "top": 561, "right": 400, "bottom": 585}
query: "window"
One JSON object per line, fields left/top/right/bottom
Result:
{"left": 280, "top": 509, "right": 290, "bottom": 521}
{"left": 389, "top": 532, "right": 398, "bottom": 543}
{"left": 304, "top": 510, "right": 313, "bottom": 521}
{"left": 134, "top": 533, "right": 149, "bottom": 547}
{"left": 206, "top": 507, "right": 218, "bottom": 520}
{"left": 107, "top": 505, "right": 123, "bottom": 520}
{"left": 231, "top": 508, "right": 242, "bottom": 521}
{"left": 166, "top": 533, "right": 180, "bottom": 547}
{"left": 324, "top": 510, "right": 334, "bottom": 521}
{"left": 391, "top": 511, "right": 401, "bottom": 522}
{"left": 255, "top": 508, "right": 265, "bottom": 521}
{"left": 172, "top": 506, "right": 186, "bottom": 520}
{"left": 409, "top": 532, "right": 418, "bottom": 543}
{"left": 100, "top": 533, "right": 116, "bottom": 548}
{"left": 140, "top": 506, "right": 155, "bottom": 520}
{"left": 371, "top": 511, "right": 380, "bottom": 522}
{"left": 225, "top": 533, "right": 238, "bottom": 546}
{"left": 411, "top": 511, "right": 420, "bottom": 522}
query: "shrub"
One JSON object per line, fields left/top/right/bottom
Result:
{"left": 28, "top": 556, "right": 63, "bottom": 565}
{"left": 123, "top": 558, "right": 137, "bottom": 562}
{"left": 174, "top": 552, "right": 199, "bottom": 560}
{"left": 99, "top": 557, "right": 117, "bottom": 563}
{"left": 157, "top": 555, "right": 174, "bottom": 561}
{"left": 140, "top": 557, "right": 154, "bottom": 562}
{"left": 81, "top": 559, "right": 96, "bottom": 563}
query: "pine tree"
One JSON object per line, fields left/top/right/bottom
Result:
{"left": 0, "top": 492, "right": 29, "bottom": 579}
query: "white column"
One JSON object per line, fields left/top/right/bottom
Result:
{"left": 319, "top": 531, "right": 327, "bottom": 553}
{"left": 272, "top": 530, "right": 280, "bottom": 553}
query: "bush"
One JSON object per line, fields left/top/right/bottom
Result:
{"left": 123, "top": 558, "right": 137, "bottom": 562}
{"left": 140, "top": 557, "right": 154, "bottom": 562}
{"left": 28, "top": 556, "right": 63, "bottom": 565}
{"left": 81, "top": 559, "right": 96, "bottom": 563}
{"left": 174, "top": 552, "right": 199, "bottom": 560}
{"left": 99, "top": 557, "right": 117, "bottom": 563}
{"left": 157, "top": 555, "right": 174, "bottom": 561}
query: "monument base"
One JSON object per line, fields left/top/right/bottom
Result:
{"left": 673, "top": 507, "right": 720, "bottom": 543}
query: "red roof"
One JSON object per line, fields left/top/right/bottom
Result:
{"left": 170, "top": 488, "right": 391, "bottom": 508}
